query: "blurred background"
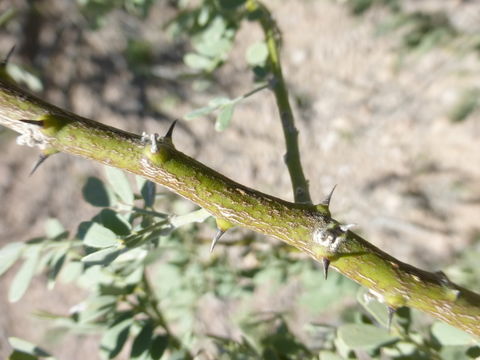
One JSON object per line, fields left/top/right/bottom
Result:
{"left": 1, "top": 0, "right": 480, "bottom": 358}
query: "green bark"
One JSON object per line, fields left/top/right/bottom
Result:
{"left": 0, "top": 79, "right": 479, "bottom": 336}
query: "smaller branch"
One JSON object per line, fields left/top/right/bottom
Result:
{"left": 247, "top": 0, "right": 312, "bottom": 204}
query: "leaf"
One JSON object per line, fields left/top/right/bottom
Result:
{"left": 246, "top": 41, "right": 269, "bottom": 66}
{"left": 83, "top": 223, "right": 118, "bottom": 248}
{"left": 105, "top": 166, "right": 134, "bottom": 205}
{"left": 215, "top": 103, "right": 236, "bottom": 131}
{"left": 184, "top": 53, "right": 215, "bottom": 71}
{"left": 8, "top": 337, "right": 53, "bottom": 358}
{"left": 169, "top": 208, "right": 211, "bottom": 228}
{"left": 130, "top": 320, "right": 155, "bottom": 359}
{"left": 82, "top": 177, "right": 111, "bottom": 207}
{"left": 140, "top": 180, "right": 156, "bottom": 208}
{"left": 81, "top": 247, "right": 122, "bottom": 266}
{"left": 208, "top": 97, "right": 231, "bottom": 107}
{"left": 100, "top": 312, "right": 133, "bottom": 359}
{"left": 44, "top": 218, "right": 65, "bottom": 238}
{"left": 337, "top": 324, "right": 398, "bottom": 350}
{"left": 357, "top": 288, "right": 390, "bottom": 328}
{"left": 9, "top": 247, "right": 40, "bottom": 302}
{"left": 97, "top": 209, "right": 131, "bottom": 236}
{"left": 47, "top": 250, "right": 67, "bottom": 289}
{"left": 432, "top": 322, "right": 476, "bottom": 346}
{"left": 0, "top": 242, "right": 23, "bottom": 276}
{"left": 149, "top": 335, "right": 169, "bottom": 360}
{"left": 79, "top": 295, "right": 117, "bottom": 323}
{"left": 184, "top": 104, "right": 217, "bottom": 120}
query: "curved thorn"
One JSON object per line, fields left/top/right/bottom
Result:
{"left": 210, "top": 229, "right": 225, "bottom": 253}
{"left": 20, "top": 119, "right": 45, "bottom": 127}
{"left": 2, "top": 44, "right": 16, "bottom": 66}
{"left": 322, "top": 184, "right": 337, "bottom": 207}
{"left": 164, "top": 120, "right": 178, "bottom": 140}
{"left": 387, "top": 306, "right": 396, "bottom": 331}
{"left": 29, "top": 154, "right": 49, "bottom": 176}
{"left": 322, "top": 257, "right": 330, "bottom": 280}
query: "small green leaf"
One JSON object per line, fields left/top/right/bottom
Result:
{"left": 8, "top": 337, "right": 53, "bottom": 357}
{"left": 432, "top": 322, "right": 476, "bottom": 346}
{"left": 105, "top": 166, "right": 134, "bottom": 205}
{"left": 83, "top": 223, "right": 118, "bottom": 248}
{"left": 169, "top": 208, "right": 211, "bottom": 228}
{"left": 208, "top": 97, "right": 231, "bottom": 107}
{"left": 357, "top": 288, "right": 390, "bottom": 327}
{"left": 0, "top": 242, "right": 23, "bottom": 276}
{"left": 97, "top": 209, "right": 131, "bottom": 236}
{"left": 79, "top": 295, "right": 117, "bottom": 323}
{"left": 82, "top": 177, "right": 111, "bottom": 207}
{"left": 44, "top": 218, "right": 65, "bottom": 238}
{"left": 149, "top": 335, "right": 169, "bottom": 360}
{"left": 100, "top": 312, "right": 133, "bottom": 359}
{"left": 9, "top": 247, "right": 40, "bottom": 302}
{"left": 337, "top": 324, "right": 398, "bottom": 350}
{"left": 130, "top": 320, "right": 155, "bottom": 359}
{"left": 184, "top": 53, "right": 215, "bottom": 70}
{"left": 47, "top": 250, "right": 67, "bottom": 289}
{"left": 81, "top": 247, "right": 122, "bottom": 266}
{"left": 140, "top": 180, "right": 156, "bottom": 208}
{"left": 184, "top": 105, "right": 216, "bottom": 120}
{"left": 215, "top": 103, "right": 235, "bottom": 131}
{"left": 246, "top": 41, "right": 269, "bottom": 66}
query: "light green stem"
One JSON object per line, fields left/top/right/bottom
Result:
{"left": 246, "top": 0, "right": 312, "bottom": 204}
{"left": 0, "top": 79, "right": 479, "bottom": 337}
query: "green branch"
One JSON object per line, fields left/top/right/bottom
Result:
{"left": 1, "top": 79, "right": 480, "bottom": 336}
{"left": 247, "top": 0, "right": 312, "bottom": 204}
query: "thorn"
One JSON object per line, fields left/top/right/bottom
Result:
{"left": 20, "top": 119, "right": 45, "bottom": 127}
{"left": 29, "top": 154, "right": 49, "bottom": 176}
{"left": 387, "top": 306, "right": 396, "bottom": 331}
{"left": 210, "top": 229, "right": 225, "bottom": 253}
{"left": 2, "top": 45, "right": 15, "bottom": 66}
{"left": 322, "top": 184, "right": 337, "bottom": 207}
{"left": 322, "top": 258, "right": 330, "bottom": 280}
{"left": 164, "top": 120, "right": 178, "bottom": 140}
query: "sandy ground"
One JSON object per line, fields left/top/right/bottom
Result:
{"left": 1, "top": 0, "right": 480, "bottom": 358}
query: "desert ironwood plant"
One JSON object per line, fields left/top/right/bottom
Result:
{"left": 0, "top": 0, "right": 479, "bottom": 359}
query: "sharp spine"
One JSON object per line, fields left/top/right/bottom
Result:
{"left": 322, "top": 257, "right": 330, "bottom": 280}
{"left": 29, "top": 154, "right": 49, "bottom": 176}
{"left": 322, "top": 184, "right": 337, "bottom": 207}
{"left": 164, "top": 120, "right": 178, "bottom": 140}
{"left": 20, "top": 119, "right": 45, "bottom": 127}
{"left": 210, "top": 229, "right": 225, "bottom": 253}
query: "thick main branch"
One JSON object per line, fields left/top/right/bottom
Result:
{"left": 0, "top": 79, "right": 479, "bottom": 336}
